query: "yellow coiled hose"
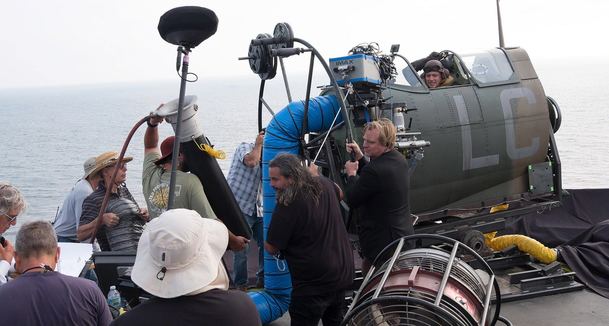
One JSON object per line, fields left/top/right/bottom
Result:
{"left": 484, "top": 232, "right": 557, "bottom": 264}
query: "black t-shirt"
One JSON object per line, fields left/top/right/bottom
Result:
{"left": 110, "top": 289, "right": 261, "bottom": 326}
{"left": 267, "top": 177, "right": 354, "bottom": 297}
{"left": 346, "top": 150, "right": 413, "bottom": 261}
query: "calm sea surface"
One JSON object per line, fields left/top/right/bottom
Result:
{"left": 1, "top": 61, "right": 608, "bottom": 239}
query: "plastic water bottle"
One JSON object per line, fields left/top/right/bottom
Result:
{"left": 107, "top": 285, "right": 121, "bottom": 310}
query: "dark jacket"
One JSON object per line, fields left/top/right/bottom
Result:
{"left": 346, "top": 150, "right": 413, "bottom": 261}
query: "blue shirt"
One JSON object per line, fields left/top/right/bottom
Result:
{"left": 54, "top": 179, "right": 93, "bottom": 240}
{"left": 226, "top": 142, "right": 261, "bottom": 216}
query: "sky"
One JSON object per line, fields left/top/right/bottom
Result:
{"left": 1, "top": 0, "right": 608, "bottom": 89}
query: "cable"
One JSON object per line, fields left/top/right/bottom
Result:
{"left": 496, "top": 315, "right": 513, "bottom": 326}
{"left": 312, "top": 101, "right": 342, "bottom": 163}
{"left": 176, "top": 70, "right": 199, "bottom": 83}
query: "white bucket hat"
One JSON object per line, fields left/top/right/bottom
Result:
{"left": 82, "top": 156, "right": 97, "bottom": 179}
{"left": 131, "top": 208, "right": 228, "bottom": 298}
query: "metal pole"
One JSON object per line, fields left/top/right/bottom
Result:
{"left": 496, "top": 0, "right": 505, "bottom": 48}
{"left": 372, "top": 238, "right": 405, "bottom": 299}
{"left": 434, "top": 242, "right": 459, "bottom": 305}
{"left": 302, "top": 52, "right": 315, "bottom": 143}
{"left": 279, "top": 58, "right": 293, "bottom": 103}
{"left": 257, "top": 80, "right": 266, "bottom": 132}
{"left": 168, "top": 47, "right": 190, "bottom": 209}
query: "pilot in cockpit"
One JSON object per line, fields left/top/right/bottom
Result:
{"left": 411, "top": 52, "right": 456, "bottom": 89}
{"left": 422, "top": 60, "right": 454, "bottom": 89}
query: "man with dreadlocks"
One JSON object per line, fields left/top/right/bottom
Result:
{"left": 265, "top": 154, "right": 354, "bottom": 326}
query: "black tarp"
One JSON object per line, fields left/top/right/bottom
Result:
{"left": 503, "top": 189, "right": 609, "bottom": 298}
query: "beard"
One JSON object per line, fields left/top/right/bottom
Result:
{"left": 275, "top": 184, "right": 297, "bottom": 206}
{"left": 179, "top": 158, "right": 191, "bottom": 173}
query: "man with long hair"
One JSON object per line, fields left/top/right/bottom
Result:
{"left": 265, "top": 154, "right": 353, "bottom": 326}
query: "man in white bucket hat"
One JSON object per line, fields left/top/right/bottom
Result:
{"left": 110, "top": 209, "right": 260, "bottom": 326}
{"left": 54, "top": 156, "right": 102, "bottom": 243}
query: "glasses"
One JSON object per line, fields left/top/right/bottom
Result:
{"left": 2, "top": 212, "right": 18, "bottom": 223}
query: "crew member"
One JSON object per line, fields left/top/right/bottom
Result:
{"left": 111, "top": 209, "right": 261, "bottom": 326}
{"left": 143, "top": 115, "right": 248, "bottom": 251}
{"left": 227, "top": 131, "right": 265, "bottom": 290}
{"left": 78, "top": 152, "right": 148, "bottom": 251}
{"left": 0, "top": 182, "right": 26, "bottom": 285}
{"left": 266, "top": 154, "right": 354, "bottom": 326}
{"left": 0, "top": 221, "right": 111, "bottom": 325}
{"left": 344, "top": 118, "right": 413, "bottom": 274}
{"left": 54, "top": 156, "right": 102, "bottom": 242}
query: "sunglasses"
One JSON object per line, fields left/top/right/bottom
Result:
{"left": 2, "top": 212, "right": 18, "bottom": 223}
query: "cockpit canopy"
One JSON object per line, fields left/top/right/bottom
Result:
{"left": 392, "top": 48, "right": 517, "bottom": 90}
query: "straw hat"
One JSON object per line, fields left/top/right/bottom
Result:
{"left": 87, "top": 151, "right": 133, "bottom": 178}
{"left": 130, "top": 209, "right": 229, "bottom": 298}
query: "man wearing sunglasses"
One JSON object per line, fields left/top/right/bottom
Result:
{"left": 0, "top": 182, "right": 27, "bottom": 285}
{"left": 77, "top": 152, "right": 149, "bottom": 252}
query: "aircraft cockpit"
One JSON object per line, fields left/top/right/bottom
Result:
{"left": 460, "top": 48, "right": 517, "bottom": 85}
{"left": 391, "top": 48, "right": 517, "bottom": 90}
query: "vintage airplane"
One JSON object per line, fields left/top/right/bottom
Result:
{"left": 245, "top": 22, "right": 562, "bottom": 233}
{"left": 241, "top": 22, "right": 564, "bottom": 324}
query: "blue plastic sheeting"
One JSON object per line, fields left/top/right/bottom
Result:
{"left": 248, "top": 95, "right": 342, "bottom": 324}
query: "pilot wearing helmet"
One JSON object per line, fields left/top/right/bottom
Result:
{"left": 422, "top": 59, "right": 454, "bottom": 88}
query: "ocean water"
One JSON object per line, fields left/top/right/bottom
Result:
{"left": 1, "top": 61, "right": 608, "bottom": 239}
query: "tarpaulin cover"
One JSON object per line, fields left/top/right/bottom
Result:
{"left": 503, "top": 189, "right": 609, "bottom": 298}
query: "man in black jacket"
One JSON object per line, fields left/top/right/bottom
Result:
{"left": 345, "top": 118, "right": 413, "bottom": 274}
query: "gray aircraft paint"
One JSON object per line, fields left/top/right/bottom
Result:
{"left": 455, "top": 94, "right": 500, "bottom": 170}
{"left": 501, "top": 87, "right": 540, "bottom": 160}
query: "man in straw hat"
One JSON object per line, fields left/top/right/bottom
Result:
{"left": 110, "top": 209, "right": 261, "bottom": 326}
{"left": 143, "top": 116, "right": 248, "bottom": 251}
{"left": 77, "top": 151, "right": 149, "bottom": 251}
{"left": 53, "top": 156, "right": 103, "bottom": 243}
